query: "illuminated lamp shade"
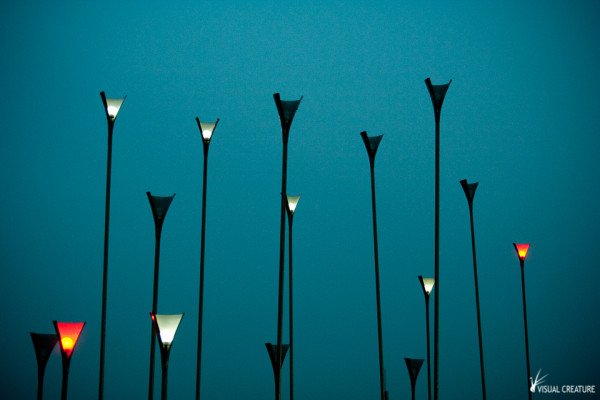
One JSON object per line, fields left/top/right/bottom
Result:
{"left": 286, "top": 195, "right": 300, "bottom": 215}
{"left": 100, "top": 92, "right": 126, "bottom": 121}
{"left": 513, "top": 243, "right": 530, "bottom": 261}
{"left": 152, "top": 313, "right": 184, "bottom": 347}
{"left": 419, "top": 276, "right": 435, "bottom": 296}
{"left": 53, "top": 321, "right": 86, "bottom": 359}
{"left": 196, "top": 117, "right": 220, "bottom": 142}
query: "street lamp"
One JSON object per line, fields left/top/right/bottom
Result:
{"left": 418, "top": 276, "right": 435, "bottom": 400}
{"left": 273, "top": 93, "right": 302, "bottom": 400}
{"left": 151, "top": 313, "right": 184, "bottom": 400}
{"left": 404, "top": 358, "right": 424, "bottom": 400}
{"left": 194, "top": 116, "right": 219, "bottom": 400}
{"left": 460, "top": 179, "right": 487, "bottom": 400}
{"left": 265, "top": 342, "right": 290, "bottom": 400}
{"left": 286, "top": 194, "right": 300, "bottom": 400}
{"left": 424, "top": 77, "right": 451, "bottom": 400}
{"left": 513, "top": 243, "right": 532, "bottom": 400}
{"left": 98, "top": 91, "right": 125, "bottom": 400}
{"left": 147, "top": 192, "right": 175, "bottom": 400}
{"left": 30, "top": 332, "right": 58, "bottom": 400}
{"left": 360, "top": 130, "right": 386, "bottom": 400}
{"left": 53, "top": 321, "right": 86, "bottom": 400}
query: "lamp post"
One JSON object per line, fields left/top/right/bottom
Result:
{"left": 404, "top": 358, "right": 424, "bottom": 400}
{"left": 147, "top": 192, "right": 175, "bottom": 400}
{"left": 151, "top": 313, "right": 184, "bottom": 400}
{"left": 53, "top": 321, "right": 86, "bottom": 400}
{"left": 460, "top": 179, "right": 487, "bottom": 400}
{"left": 418, "top": 276, "right": 435, "bottom": 400}
{"left": 286, "top": 194, "right": 300, "bottom": 400}
{"left": 98, "top": 91, "right": 125, "bottom": 400}
{"left": 30, "top": 332, "right": 58, "bottom": 400}
{"left": 513, "top": 243, "right": 532, "bottom": 400}
{"left": 265, "top": 342, "right": 290, "bottom": 400}
{"left": 194, "top": 117, "right": 219, "bottom": 400}
{"left": 360, "top": 130, "right": 385, "bottom": 400}
{"left": 424, "top": 77, "right": 451, "bottom": 400}
{"left": 273, "top": 93, "right": 302, "bottom": 400}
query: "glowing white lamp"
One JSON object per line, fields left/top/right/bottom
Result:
{"left": 286, "top": 195, "right": 301, "bottom": 216}
{"left": 152, "top": 313, "right": 184, "bottom": 347}
{"left": 196, "top": 118, "right": 220, "bottom": 143}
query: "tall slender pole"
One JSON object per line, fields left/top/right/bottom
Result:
{"left": 161, "top": 357, "right": 169, "bottom": 400}
{"left": 520, "top": 259, "right": 532, "bottom": 400}
{"left": 361, "top": 131, "right": 385, "bottom": 400}
{"left": 195, "top": 116, "right": 218, "bottom": 400}
{"left": 147, "top": 194, "right": 175, "bottom": 400}
{"left": 425, "top": 295, "right": 431, "bottom": 400}
{"left": 61, "top": 358, "right": 71, "bottom": 400}
{"left": 425, "top": 78, "right": 450, "bottom": 400}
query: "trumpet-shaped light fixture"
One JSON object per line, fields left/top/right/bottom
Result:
{"left": 100, "top": 92, "right": 126, "bottom": 122}
{"left": 53, "top": 321, "right": 86, "bottom": 400}
{"left": 196, "top": 117, "right": 220, "bottom": 143}
{"left": 418, "top": 276, "right": 435, "bottom": 297}
{"left": 265, "top": 342, "right": 290, "bottom": 377}
{"left": 274, "top": 93, "right": 303, "bottom": 135}
{"left": 405, "top": 358, "right": 425, "bottom": 400}
{"left": 151, "top": 313, "right": 184, "bottom": 400}
{"left": 30, "top": 332, "right": 58, "bottom": 400}
{"left": 514, "top": 243, "right": 530, "bottom": 262}
{"left": 286, "top": 195, "right": 300, "bottom": 216}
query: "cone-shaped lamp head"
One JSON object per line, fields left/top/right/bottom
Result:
{"left": 273, "top": 93, "right": 303, "bottom": 132}
{"left": 360, "top": 131, "right": 383, "bottom": 162}
{"left": 424, "top": 78, "right": 451, "bottom": 113}
{"left": 147, "top": 192, "right": 175, "bottom": 225}
{"left": 418, "top": 275, "right": 435, "bottom": 297}
{"left": 286, "top": 194, "right": 301, "bottom": 216}
{"left": 265, "top": 342, "right": 290, "bottom": 373}
{"left": 513, "top": 243, "right": 530, "bottom": 262}
{"left": 196, "top": 117, "right": 220, "bottom": 143}
{"left": 405, "top": 357, "right": 424, "bottom": 385}
{"left": 151, "top": 313, "right": 184, "bottom": 348}
{"left": 30, "top": 332, "right": 58, "bottom": 369}
{"left": 100, "top": 91, "right": 126, "bottom": 122}
{"left": 53, "top": 321, "right": 85, "bottom": 360}
{"left": 459, "top": 179, "right": 479, "bottom": 205}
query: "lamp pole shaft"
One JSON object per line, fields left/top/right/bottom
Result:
{"left": 37, "top": 364, "right": 45, "bottom": 400}
{"left": 148, "top": 229, "right": 162, "bottom": 400}
{"left": 369, "top": 160, "right": 385, "bottom": 400}
{"left": 99, "top": 122, "right": 113, "bottom": 400}
{"left": 520, "top": 260, "right": 532, "bottom": 400}
{"left": 433, "top": 110, "right": 440, "bottom": 400}
{"left": 276, "top": 138, "right": 289, "bottom": 400}
{"left": 61, "top": 359, "right": 70, "bottom": 400}
{"left": 196, "top": 144, "right": 209, "bottom": 400}
{"left": 288, "top": 215, "right": 295, "bottom": 400}
{"left": 425, "top": 297, "right": 431, "bottom": 400}
{"left": 468, "top": 205, "right": 487, "bottom": 400}
{"left": 161, "top": 362, "right": 169, "bottom": 400}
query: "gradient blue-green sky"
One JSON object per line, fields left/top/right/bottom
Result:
{"left": 1, "top": 1, "right": 599, "bottom": 399}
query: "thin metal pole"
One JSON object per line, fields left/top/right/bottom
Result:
{"left": 61, "top": 359, "right": 71, "bottom": 400}
{"left": 468, "top": 205, "right": 487, "bottom": 400}
{"left": 161, "top": 361, "right": 169, "bottom": 400}
{"left": 288, "top": 213, "right": 295, "bottom": 400}
{"left": 520, "top": 260, "right": 532, "bottom": 400}
{"left": 37, "top": 364, "right": 45, "bottom": 400}
{"left": 433, "top": 110, "right": 440, "bottom": 400}
{"left": 195, "top": 142, "right": 210, "bottom": 400}
{"left": 99, "top": 121, "right": 113, "bottom": 400}
{"left": 148, "top": 228, "right": 162, "bottom": 400}
{"left": 425, "top": 296, "right": 431, "bottom": 400}
{"left": 276, "top": 137, "right": 289, "bottom": 400}
{"left": 369, "top": 159, "right": 385, "bottom": 400}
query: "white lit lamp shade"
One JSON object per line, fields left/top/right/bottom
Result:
{"left": 152, "top": 313, "right": 184, "bottom": 347}
{"left": 286, "top": 195, "right": 300, "bottom": 216}
{"left": 196, "top": 117, "right": 220, "bottom": 142}
{"left": 106, "top": 98, "right": 125, "bottom": 120}
{"left": 418, "top": 276, "right": 435, "bottom": 296}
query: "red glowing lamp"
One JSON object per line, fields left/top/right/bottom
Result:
{"left": 513, "top": 243, "right": 530, "bottom": 262}
{"left": 53, "top": 321, "right": 85, "bottom": 359}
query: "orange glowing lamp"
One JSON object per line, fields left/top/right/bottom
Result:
{"left": 513, "top": 243, "right": 530, "bottom": 262}
{"left": 53, "top": 321, "right": 86, "bottom": 359}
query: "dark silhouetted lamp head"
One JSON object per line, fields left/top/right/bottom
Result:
{"left": 424, "top": 78, "right": 451, "bottom": 114}
{"left": 513, "top": 243, "right": 530, "bottom": 263}
{"left": 30, "top": 333, "right": 58, "bottom": 369}
{"left": 273, "top": 93, "right": 303, "bottom": 140}
{"left": 459, "top": 179, "right": 479, "bottom": 207}
{"left": 196, "top": 117, "right": 220, "bottom": 144}
{"left": 265, "top": 342, "right": 290, "bottom": 374}
{"left": 100, "top": 92, "right": 126, "bottom": 123}
{"left": 360, "top": 131, "right": 383, "bottom": 164}
{"left": 147, "top": 192, "right": 175, "bottom": 231}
